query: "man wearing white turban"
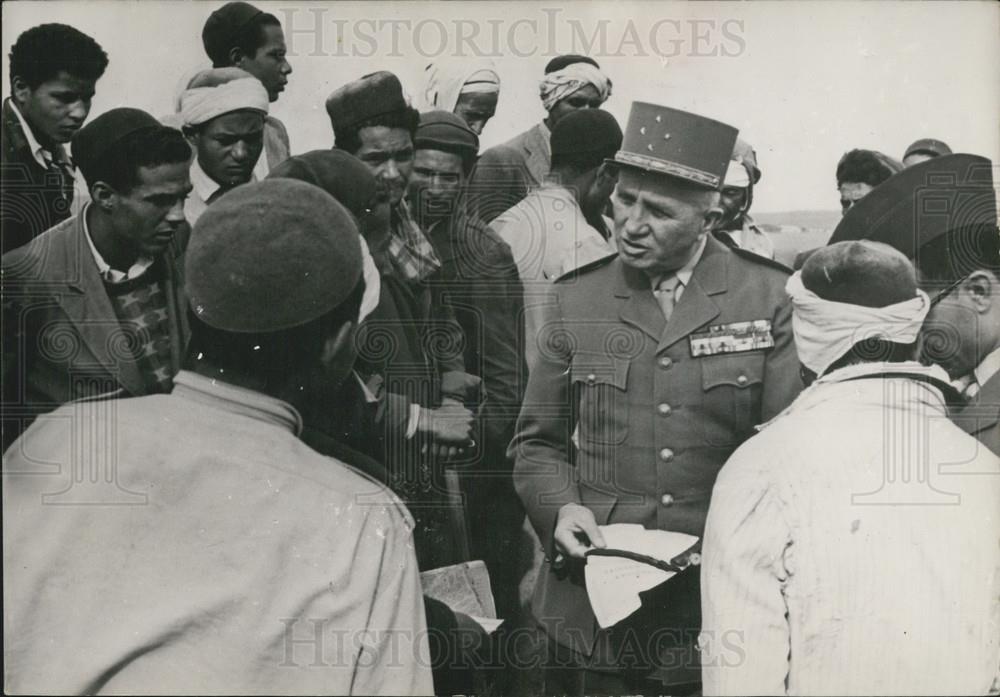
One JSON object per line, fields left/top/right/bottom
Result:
{"left": 467, "top": 55, "right": 612, "bottom": 225}
{"left": 701, "top": 240, "right": 1000, "bottom": 696}
{"left": 420, "top": 59, "right": 501, "bottom": 136}
{"left": 178, "top": 67, "right": 269, "bottom": 224}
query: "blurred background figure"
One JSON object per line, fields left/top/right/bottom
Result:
{"left": 902, "top": 137, "right": 952, "bottom": 168}
{"left": 835, "top": 148, "right": 902, "bottom": 214}
{"left": 467, "top": 54, "right": 612, "bottom": 225}
{"left": 713, "top": 137, "right": 775, "bottom": 259}
{"left": 420, "top": 59, "right": 501, "bottom": 136}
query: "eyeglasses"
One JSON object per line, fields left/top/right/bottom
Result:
{"left": 928, "top": 276, "right": 965, "bottom": 307}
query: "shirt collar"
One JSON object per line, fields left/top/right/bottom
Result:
{"left": 651, "top": 234, "right": 708, "bottom": 290}
{"left": 82, "top": 203, "right": 155, "bottom": 284}
{"left": 172, "top": 370, "right": 303, "bottom": 435}
{"left": 975, "top": 346, "right": 1000, "bottom": 387}
{"left": 189, "top": 157, "right": 224, "bottom": 203}
{"left": 8, "top": 99, "right": 68, "bottom": 170}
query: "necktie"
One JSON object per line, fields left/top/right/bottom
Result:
{"left": 43, "top": 152, "right": 75, "bottom": 207}
{"left": 654, "top": 275, "right": 681, "bottom": 321}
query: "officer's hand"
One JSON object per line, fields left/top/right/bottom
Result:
{"left": 553, "top": 503, "right": 606, "bottom": 560}
{"left": 418, "top": 403, "right": 474, "bottom": 445}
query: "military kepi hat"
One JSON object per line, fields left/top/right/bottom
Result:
{"left": 612, "top": 102, "right": 738, "bottom": 190}
{"left": 186, "top": 179, "right": 362, "bottom": 333}
{"left": 325, "top": 71, "right": 410, "bottom": 133}
{"left": 828, "top": 153, "right": 996, "bottom": 264}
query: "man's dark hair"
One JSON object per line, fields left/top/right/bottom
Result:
{"left": 183, "top": 279, "right": 365, "bottom": 392}
{"left": 915, "top": 224, "right": 1000, "bottom": 284}
{"left": 207, "top": 13, "right": 281, "bottom": 67}
{"left": 551, "top": 148, "right": 617, "bottom": 174}
{"left": 334, "top": 108, "right": 420, "bottom": 155}
{"left": 544, "top": 55, "right": 600, "bottom": 74}
{"left": 79, "top": 126, "right": 192, "bottom": 193}
{"left": 836, "top": 149, "right": 901, "bottom": 188}
{"left": 9, "top": 23, "right": 108, "bottom": 90}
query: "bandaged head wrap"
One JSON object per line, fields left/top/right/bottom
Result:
{"left": 539, "top": 62, "right": 612, "bottom": 112}
{"left": 180, "top": 69, "right": 269, "bottom": 127}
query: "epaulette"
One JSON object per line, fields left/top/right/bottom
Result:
{"left": 729, "top": 245, "right": 794, "bottom": 274}
{"left": 553, "top": 250, "right": 618, "bottom": 284}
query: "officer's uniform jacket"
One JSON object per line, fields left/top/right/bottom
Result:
{"left": 511, "top": 235, "right": 802, "bottom": 681}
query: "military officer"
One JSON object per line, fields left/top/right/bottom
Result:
{"left": 510, "top": 102, "right": 803, "bottom": 695}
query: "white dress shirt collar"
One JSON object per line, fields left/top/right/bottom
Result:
{"left": 9, "top": 99, "right": 68, "bottom": 170}
{"left": 82, "top": 204, "right": 155, "bottom": 284}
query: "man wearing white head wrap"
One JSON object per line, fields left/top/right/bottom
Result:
{"left": 178, "top": 67, "right": 269, "bottom": 224}
{"left": 702, "top": 239, "right": 999, "bottom": 696}
{"left": 421, "top": 60, "right": 500, "bottom": 135}
{"left": 467, "top": 55, "right": 612, "bottom": 225}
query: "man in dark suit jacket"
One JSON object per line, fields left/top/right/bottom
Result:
{"left": 1, "top": 24, "right": 108, "bottom": 253}
{"left": 3, "top": 109, "right": 191, "bottom": 448}
{"left": 510, "top": 102, "right": 802, "bottom": 695}
{"left": 466, "top": 55, "right": 612, "bottom": 225}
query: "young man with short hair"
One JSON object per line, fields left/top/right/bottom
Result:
{"left": 2, "top": 23, "right": 108, "bottom": 252}
{"left": 2, "top": 108, "right": 192, "bottom": 446}
{"left": 201, "top": 1, "right": 291, "bottom": 171}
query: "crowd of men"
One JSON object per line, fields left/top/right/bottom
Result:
{"left": 2, "top": 4, "right": 998, "bottom": 696}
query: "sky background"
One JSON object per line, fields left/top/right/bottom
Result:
{"left": 3, "top": 0, "right": 998, "bottom": 214}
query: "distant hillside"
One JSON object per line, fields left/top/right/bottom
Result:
{"left": 754, "top": 210, "right": 841, "bottom": 232}
{"left": 752, "top": 210, "right": 839, "bottom": 266}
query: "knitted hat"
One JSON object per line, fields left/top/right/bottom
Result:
{"left": 414, "top": 110, "right": 479, "bottom": 155}
{"left": 186, "top": 179, "right": 362, "bottom": 333}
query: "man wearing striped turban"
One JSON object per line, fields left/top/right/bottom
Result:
{"left": 467, "top": 55, "right": 612, "bottom": 225}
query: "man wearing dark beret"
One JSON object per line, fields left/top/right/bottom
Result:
{"left": 467, "top": 54, "right": 613, "bottom": 225}
{"left": 2, "top": 23, "right": 109, "bottom": 253}
{"left": 408, "top": 110, "right": 528, "bottom": 617}
{"left": 3, "top": 179, "right": 434, "bottom": 694}
{"left": 2, "top": 107, "right": 192, "bottom": 447}
{"left": 201, "top": 1, "right": 292, "bottom": 172}
{"left": 830, "top": 153, "right": 1000, "bottom": 455}
{"left": 510, "top": 102, "right": 802, "bottom": 694}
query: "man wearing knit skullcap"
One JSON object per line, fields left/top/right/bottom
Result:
{"left": 178, "top": 67, "right": 269, "bottom": 224}
{"left": 199, "top": 1, "right": 292, "bottom": 173}
{"left": 702, "top": 240, "right": 999, "bottom": 696}
{"left": 3, "top": 178, "right": 435, "bottom": 695}
{"left": 2, "top": 107, "right": 192, "bottom": 448}
{"left": 409, "top": 110, "right": 527, "bottom": 618}
{"left": 467, "top": 54, "right": 613, "bottom": 225}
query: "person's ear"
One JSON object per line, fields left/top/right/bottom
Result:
{"left": 702, "top": 203, "right": 724, "bottom": 233}
{"left": 596, "top": 162, "right": 619, "bottom": 188}
{"left": 90, "top": 182, "right": 118, "bottom": 214}
{"left": 962, "top": 271, "right": 994, "bottom": 313}
{"left": 319, "top": 320, "right": 357, "bottom": 380}
{"left": 11, "top": 76, "right": 32, "bottom": 107}
{"left": 228, "top": 47, "right": 247, "bottom": 67}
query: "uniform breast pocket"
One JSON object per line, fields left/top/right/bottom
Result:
{"left": 571, "top": 354, "right": 630, "bottom": 446}
{"left": 699, "top": 355, "right": 765, "bottom": 447}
